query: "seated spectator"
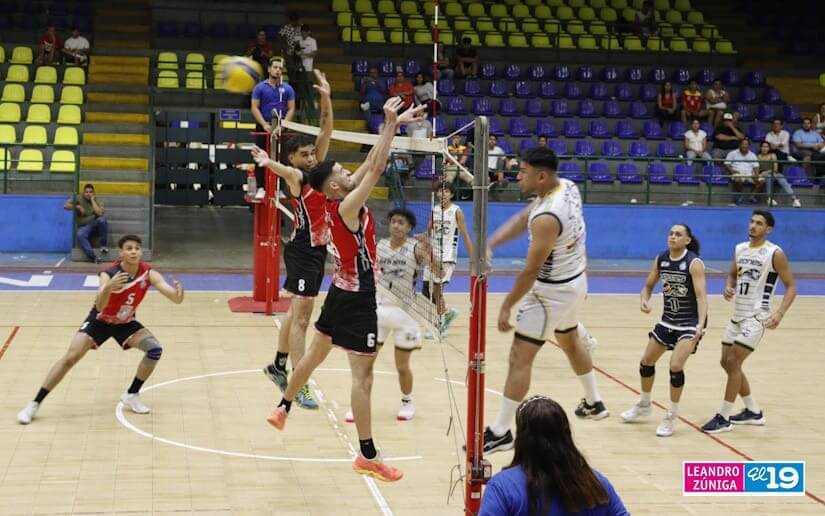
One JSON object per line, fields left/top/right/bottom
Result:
{"left": 387, "top": 148, "right": 413, "bottom": 183}
{"left": 684, "top": 119, "right": 711, "bottom": 171}
{"left": 814, "top": 103, "right": 825, "bottom": 135}
{"left": 246, "top": 29, "right": 274, "bottom": 72}
{"left": 434, "top": 43, "right": 454, "bottom": 80}
{"left": 725, "top": 137, "right": 760, "bottom": 205}
{"left": 359, "top": 67, "right": 387, "bottom": 124}
{"left": 680, "top": 80, "right": 707, "bottom": 124}
{"left": 455, "top": 37, "right": 479, "bottom": 79}
{"left": 37, "top": 24, "right": 62, "bottom": 65}
{"left": 445, "top": 134, "right": 472, "bottom": 198}
{"left": 479, "top": 395, "right": 628, "bottom": 516}
{"left": 487, "top": 135, "right": 507, "bottom": 196}
{"left": 62, "top": 26, "right": 90, "bottom": 66}
{"left": 712, "top": 112, "right": 744, "bottom": 159}
{"left": 405, "top": 112, "right": 432, "bottom": 139}
{"left": 791, "top": 117, "right": 825, "bottom": 179}
{"left": 65, "top": 184, "right": 108, "bottom": 263}
{"left": 704, "top": 79, "right": 730, "bottom": 128}
{"left": 765, "top": 118, "right": 793, "bottom": 162}
{"left": 656, "top": 81, "right": 679, "bottom": 128}
{"left": 757, "top": 141, "right": 801, "bottom": 208}
{"left": 536, "top": 135, "right": 548, "bottom": 148}
{"left": 634, "top": 0, "right": 658, "bottom": 44}
{"left": 388, "top": 68, "right": 414, "bottom": 112}
{"left": 413, "top": 73, "right": 439, "bottom": 115}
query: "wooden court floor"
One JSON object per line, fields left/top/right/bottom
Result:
{"left": 0, "top": 290, "right": 823, "bottom": 515}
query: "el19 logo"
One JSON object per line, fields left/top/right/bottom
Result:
{"left": 744, "top": 462, "right": 805, "bottom": 494}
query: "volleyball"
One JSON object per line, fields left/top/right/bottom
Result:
{"left": 220, "top": 56, "right": 263, "bottom": 93}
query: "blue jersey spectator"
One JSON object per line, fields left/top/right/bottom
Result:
{"left": 360, "top": 66, "right": 387, "bottom": 116}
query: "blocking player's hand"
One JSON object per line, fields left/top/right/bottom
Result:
{"left": 497, "top": 305, "right": 513, "bottom": 332}
{"left": 251, "top": 145, "right": 271, "bottom": 167}
{"left": 764, "top": 311, "right": 782, "bottom": 330}
{"left": 107, "top": 271, "right": 128, "bottom": 291}
{"left": 723, "top": 285, "right": 735, "bottom": 301}
{"left": 313, "top": 70, "right": 331, "bottom": 97}
{"left": 382, "top": 97, "right": 403, "bottom": 124}
{"left": 640, "top": 297, "right": 652, "bottom": 314}
{"left": 397, "top": 104, "right": 428, "bottom": 126}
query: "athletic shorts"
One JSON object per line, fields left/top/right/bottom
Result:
{"left": 377, "top": 302, "right": 422, "bottom": 351}
{"left": 315, "top": 285, "right": 378, "bottom": 354}
{"left": 423, "top": 262, "right": 455, "bottom": 284}
{"left": 514, "top": 273, "right": 587, "bottom": 346}
{"left": 283, "top": 242, "right": 327, "bottom": 297}
{"left": 722, "top": 317, "right": 765, "bottom": 351}
{"left": 649, "top": 323, "right": 701, "bottom": 353}
{"left": 79, "top": 311, "right": 144, "bottom": 348}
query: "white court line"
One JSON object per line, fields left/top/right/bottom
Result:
{"left": 54, "top": 257, "right": 65, "bottom": 268}
{"left": 434, "top": 377, "right": 503, "bottom": 397}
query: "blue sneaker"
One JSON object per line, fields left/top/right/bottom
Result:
{"left": 702, "top": 413, "right": 732, "bottom": 434}
{"left": 263, "top": 364, "right": 288, "bottom": 393}
{"left": 296, "top": 384, "right": 319, "bottom": 410}
{"left": 730, "top": 408, "right": 766, "bottom": 426}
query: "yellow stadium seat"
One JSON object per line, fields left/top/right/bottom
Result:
{"left": 0, "top": 125, "right": 15, "bottom": 144}
{"left": 384, "top": 17, "right": 403, "bottom": 29}
{"left": 665, "top": 10, "right": 682, "bottom": 24}
{"left": 360, "top": 14, "right": 379, "bottom": 28}
{"left": 331, "top": 0, "right": 349, "bottom": 12}
{"left": 669, "top": 37, "right": 689, "bottom": 52}
{"left": 631, "top": 0, "right": 644, "bottom": 8}
{"left": 599, "top": 7, "right": 618, "bottom": 22}
{"left": 367, "top": 28, "right": 387, "bottom": 43}
{"left": 389, "top": 29, "right": 408, "bottom": 44}
{"left": 692, "top": 38, "right": 711, "bottom": 53}
{"left": 558, "top": 34, "right": 576, "bottom": 48}
{"left": 213, "top": 75, "right": 224, "bottom": 89}
{"left": 6, "top": 65, "right": 29, "bottom": 83}
{"left": 454, "top": 18, "right": 473, "bottom": 31}
{"left": 57, "top": 105, "right": 81, "bottom": 124}
{"left": 407, "top": 16, "right": 426, "bottom": 30}
{"left": 589, "top": 21, "right": 608, "bottom": 36}
{"left": 512, "top": 4, "right": 530, "bottom": 18}
{"left": 413, "top": 30, "right": 431, "bottom": 45}
{"left": 590, "top": 0, "right": 607, "bottom": 8}
{"left": 476, "top": 18, "right": 495, "bottom": 32}
{"left": 50, "top": 150, "right": 76, "bottom": 173}
{"left": 342, "top": 27, "right": 362, "bottom": 42}
{"left": 185, "top": 53, "right": 205, "bottom": 71}
{"left": 212, "top": 54, "right": 229, "bottom": 69}
{"left": 655, "top": 0, "right": 670, "bottom": 9}
{"left": 0, "top": 47, "right": 5, "bottom": 63}
{"left": 508, "top": 33, "right": 529, "bottom": 48}
{"left": 22, "top": 125, "right": 47, "bottom": 145}
{"left": 17, "top": 149, "right": 43, "bottom": 172}
{"left": 439, "top": 30, "right": 455, "bottom": 45}
{"left": 26, "top": 104, "right": 51, "bottom": 123}
{"left": 59, "top": 85, "right": 83, "bottom": 105}
{"left": 337, "top": 12, "right": 353, "bottom": 27}
{"left": 445, "top": 2, "right": 464, "bottom": 16}
{"left": 534, "top": 5, "right": 552, "bottom": 19}
{"left": 497, "top": 18, "right": 517, "bottom": 33}
{"left": 543, "top": 21, "right": 562, "bottom": 34}
{"left": 600, "top": 36, "right": 621, "bottom": 49}
{"left": 0, "top": 149, "right": 10, "bottom": 171}
{"left": 185, "top": 71, "right": 205, "bottom": 89}
{"left": 674, "top": 0, "right": 691, "bottom": 11}
{"left": 54, "top": 126, "right": 78, "bottom": 146}
{"left": 484, "top": 32, "right": 505, "bottom": 47}
{"left": 716, "top": 39, "right": 736, "bottom": 54}
{"left": 10, "top": 46, "right": 33, "bottom": 64}
{"left": 467, "top": 3, "right": 486, "bottom": 17}
{"left": 31, "top": 85, "right": 54, "bottom": 103}
{"left": 686, "top": 11, "right": 703, "bottom": 24}
{"left": 679, "top": 24, "right": 697, "bottom": 38}
{"left": 624, "top": 35, "right": 644, "bottom": 50}
{"left": 524, "top": 0, "right": 541, "bottom": 5}
{"left": 567, "top": 0, "right": 585, "bottom": 7}
{"left": 34, "top": 66, "right": 57, "bottom": 84}
{"left": 621, "top": 8, "right": 635, "bottom": 21}
{"left": 521, "top": 20, "right": 541, "bottom": 33}
{"left": 578, "top": 35, "right": 598, "bottom": 49}
{"left": 546, "top": 0, "right": 564, "bottom": 6}
{"left": 0, "top": 103, "right": 21, "bottom": 122}
{"left": 399, "top": 1, "right": 418, "bottom": 15}
{"left": 701, "top": 25, "right": 720, "bottom": 39}
{"left": 531, "top": 33, "right": 552, "bottom": 48}
{"left": 556, "top": 6, "right": 575, "bottom": 20}
{"left": 578, "top": 7, "right": 596, "bottom": 21}
{"left": 490, "top": 4, "right": 509, "bottom": 17}
{"left": 353, "top": 0, "right": 373, "bottom": 13}
{"left": 819, "top": 73, "right": 825, "bottom": 88}
{"left": 566, "top": 20, "right": 586, "bottom": 35}
{"left": 647, "top": 36, "right": 667, "bottom": 51}
{"left": 63, "top": 67, "right": 86, "bottom": 85}
{"left": 157, "top": 70, "right": 179, "bottom": 88}
{"left": 1, "top": 84, "right": 25, "bottom": 103}
{"left": 611, "top": 0, "right": 628, "bottom": 7}
{"left": 377, "top": 0, "right": 396, "bottom": 14}
{"left": 422, "top": 2, "right": 435, "bottom": 15}
{"left": 462, "top": 32, "right": 481, "bottom": 46}
{"left": 157, "top": 51, "right": 178, "bottom": 70}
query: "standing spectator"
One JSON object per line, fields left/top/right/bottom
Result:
{"left": 757, "top": 141, "right": 801, "bottom": 208}
{"left": 680, "top": 80, "right": 707, "bottom": 124}
{"left": 297, "top": 25, "right": 317, "bottom": 73}
{"left": 279, "top": 13, "right": 303, "bottom": 79}
{"left": 656, "top": 81, "right": 679, "bottom": 128}
{"left": 65, "top": 184, "right": 108, "bottom": 263}
{"left": 434, "top": 43, "right": 454, "bottom": 80}
{"left": 245, "top": 29, "right": 274, "bottom": 73}
{"left": 704, "top": 79, "right": 730, "bottom": 128}
{"left": 791, "top": 117, "right": 825, "bottom": 179}
{"left": 37, "top": 24, "right": 63, "bottom": 65}
{"left": 359, "top": 67, "right": 387, "bottom": 124}
{"left": 250, "top": 58, "right": 296, "bottom": 199}
{"left": 487, "top": 134, "right": 507, "bottom": 195}
{"left": 61, "top": 26, "right": 90, "bottom": 66}
{"left": 455, "top": 37, "right": 479, "bottom": 79}
{"left": 684, "top": 118, "right": 711, "bottom": 171}
{"left": 765, "top": 118, "right": 792, "bottom": 161}
{"left": 725, "top": 137, "right": 760, "bottom": 205}
{"left": 712, "top": 112, "right": 745, "bottom": 160}
{"left": 388, "top": 68, "right": 414, "bottom": 112}
{"left": 295, "top": 25, "right": 319, "bottom": 121}
{"left": 814, "top": 103, "right": 825, "bottom": 135}
{"left": 479, "top": 396, "right": 629, "bottom": 516}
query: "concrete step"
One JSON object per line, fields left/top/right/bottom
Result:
{"left": 95, "top": 24, "right": 151, "bottom": 34}
{"left": 89, "top": 72, "right": 148, "bottom": 85}
{"left": 78, "top": 180, "right": 150, "bottom": 195}
{"left": 83, "top": 132, "right": 150, "bottom": 145}
{"left": 94, "top": 39, "right": 150, "bottom": 49}
{"left": 319, "top": 63, "right": 351, "bottom": 73}
{"left": 80, "top": 156, "right": 149, "bottom": 172}
{"left": 90, "top": 63, "right": 150, "bottom": 75}
{"left": 334, "top": 119, "right": 366, "bottom": 131}
{"left": 96, "top": 9, "right": 151, "bottom": 19}
{"left": 80, "top": 169, "right": 150, "bottom": 183}
{"left": 106, "top": 220, "right": 149, "bottom": 235}
{"left": 89, "top": 47, "right": 155, "bottom": 58}
{"left": 90, "top": 55, "right": 151, "bottom": 66}
{"left": 85, "top": 112, "right": 149, "bottom": 124}
{"left": 80, "top": 145, "right": 150, "bottom": 158}
{"left": 87, "top": 91, "right": 149, "bottom": 105}
{"left": 72, "top": 244, "right": 153, "bottom": 262}
{"left": 86, "top": 102, "right": 150, "bottom": 114}
{"left": 96, "top": 195, "right": 151, "bottom": 209}
{"left": 333, "top": 98, "right": 359, "bottom": 109}
{"left": 82, "top": 122, "right": 150, "bottom": 134}
{"left": 86, "top": 83, "right": 151, "bottom": 94}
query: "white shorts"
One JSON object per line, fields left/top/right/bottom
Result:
{"left": 722, "top": 317, "right": 765, "bottom": 351}
{"left": 377, "top": 303, "right": 422, "bottom": 351}
{"left": 514, "top": 273, "right": 587, "bottom": 345}
{"left": 424, "top": 262, "right": 455, "bottom": 284}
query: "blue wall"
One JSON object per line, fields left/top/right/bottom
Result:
{"left": 0, "top": 195, "right": 72, "bottom": 252}
{"left": 406, "top": 202, "right": 825, "bottom": 261}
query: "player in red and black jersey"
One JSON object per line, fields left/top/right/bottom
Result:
{"left": 17, "top": 235, "right": 185, "bottom": 425}
{"left": 266, "top": 97, "right": 427, "bottom": 483}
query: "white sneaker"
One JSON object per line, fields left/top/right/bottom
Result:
{"left": 578, "top": 325, "right": 598, "bottom": 353}
{"left": 620, "top": 402, "right": 652, "bottom": 423}
{"left": 793, "top": 198, "right": 802, "bottom": 208}
{"left": 120, "top": 393, "right": 150, "bottom": 414}
{"left": 656, "top": 411, "right": 677, "bottom": 437}
{"left": 344, "top": 408, "right": 354, "bottom": 423}
{"left": 254, "top": 187, "right": 266, "bottom": 200}
{"left": 769, "top": 199, "right": 778, "bottom": 207}
{"left": 397, "top": 400, "right": 415, "bottom": 421}
{"left": 17, "top": 401, "right": 40, "bottom": 424}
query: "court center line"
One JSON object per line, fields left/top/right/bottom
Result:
{"left": 0, "top": 326, "right": 19, "bottom": 361}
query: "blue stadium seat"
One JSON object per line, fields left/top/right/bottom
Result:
{"left": 434, "top": 117, "right": 447, "bottom": 135}
{"left": 528, "top": 65, "right": 546, "bottom": 81}
{"left": 515, "top": 81, "right": 534, "bottom": 98}
{"left": 649, "top": 67, "right": 667, "bottom": 83}
{"left": 504, "top": 64, "right": 521, "bottom": 80}
{"left": 589, "top": 120, "right": 610, "bottom": 138}
{"left": 738, "top": 86, "right": 757, "bottom": 104}
{"left": 703, "top": 165, "right": 730, "bottom": 185}
{"left": 536, "top": 119, "right": 557, "bottom": 137}
{"left": 625, "top": 67, "right": 644, "bottom": 83}
{"left": 589, "top": 162, "right": 614, "bottom": 183}
{"left": 463, "top": 79, "right": 482, "bottom": 96}
{"left": 672, "top": 68, "right": 691, "bottom": 84}
{"left": 208, "top": 22, "right": 230, "bottom": 39}
{"left": 618, "top": 163, "right": 643, "bottom": 183}
{"left": 639, "top": 84, "right": 658, "bottom": 102}
{"left": 352, "top": 60, "right": 369, "bottom": 75}
{"left": 509, "top": 118, "right": 531, "bottom": 136}
{"left": 526, "top": 99, "right": 545, "bottom": 117}
{"left": 695, "top": 68, "right": 715, "bottom": 85}
{"left": 668, "top": 121, "right": 686, "bottom": 140}
{"left": 700, "top": 121, "right": 714, "bottom": 137}
{"left": 631, "top": 101, "right": 650, "bottom": 118}
{"left": 721, "top": 69, "right": 741, "bottom": 86}
{"left": 786, "top": 166, "right": 814, "bottom": 187}
{"left": 488, "top": 118, "right": 505, "bottom": 136}
{"left": 499, "top": 98, "right": 519, "bottom": 116}
{"left": 489, "top": 79, "right": 509, "bottom": 97}
{"left": 603, "top": 100, "right": 623, "bottom": 118}
{"left": 649, "top": 163, "right": 672, "bottom": 184}
{"left": 764, "top": 87, "right": 782, "bottom": 105}
{"left": 549, "top": 139, "right": 567, "bottom": 155}
{"left": 437, "top": 79, "right": 456, "bottom": 96}
{"left": 368, "top": 113, "right": 384, "bottom": 133}
{"left": 404, "top": 59, "right": 421, "bottom": 77}
{"left": 615, "top": 83, "right": 633, "bottom": 101}
{"left": 157, "top": 21, "right": 179, "bottom": 37}
{"left": 182, "top": 22, "right": 201, "bottom": 37}
{"left": 630, "top": 142, "right": 651, "bottom": 158}
{"left": 553, "top": 65, "right": 571, "bottom": 81}
{"left": 734, "top": 103, "right": 754, "bottom": 121}
{"left": 644, "top": 121, "right": 666, "bottom": 140}
{"left": 564, "top": 82, "right": 583, "bottom": 99}
{"left": 674, "top": 164, "right": 700, "bottom": 184}
{"left": 520, "top": 139, "right": 537, "bottom": 152}
{"left": 602, "top": 141, "right": 622, "bottom": 157}
{"left": 616, "top": 120, "right": 637, "bottom": 138}
{"left": 756, "top": 104, "right": 774, "bottom": 122}
{"left": 784, "top": 105, "right": 802, "bottom": 123}
{"left": 446, "top": 97, "right": 466, "bottom": 114}
{"left": 745, "top": 71, "right": 765, "bottom": 87}
{"left": 747, "top": 123, "right": 766, "bottom": 141}
{"left": 415, "top": 159, "right": 435, "bottom": 179}
{"left": 497, "top": 138, "right": 513, "bottom": 154}
{"left": 540, "top": 81, "right": 559, "bottom": 99}
{"left": 480, "top": 63, "right": 497, "bottom": 80}
{"left": 563, "top": 120, "right": 584, "bottom": 138}
{"left": 559, "top": 162, "right": 585, "bottom": 182}
{"left": 379, "top": 61, "right": 395, "bottom": 76}
{"left": 552, "top": 100, "right": 571, "bottom": 117}
{"left": 577, "top": 99, "right": 597, "bottom": 118}
{"left": 472, "top": 98, "right": 494, "bottom": 115}
{"left": 454, "top": 116, "right": 473, "bottom": 134}
{"left": 657, "top": 142, "right": 678, "bottom": 157}
{"left": 590, "top": 83, "right": 609, "bottom": 100}
{"left": 577, "top": 66, "right": 595, "bottom": 82}
{"left": 601, "top": 66, "right": 619, "bottom": 82}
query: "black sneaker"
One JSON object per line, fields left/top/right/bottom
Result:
{"left": 263, "top": 364, "right": 288, "bottom": 393}
{"left": 702, "top": 413, "right": 733, "bottom": 434}
{"left": 574, "top": 399, "right": 609, "bottom": 420}
{"left": 730, "top": 408, "right": 766, "bottom": 426}
{"left": 482, "top": 427, "right": 514, "bottom": 454}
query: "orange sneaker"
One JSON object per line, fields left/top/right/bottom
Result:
{"left": 267, "top": 406, "right": 288, "bottom": 429}
{"left": 352, "top": 454, "right": 403, "bottom": 482}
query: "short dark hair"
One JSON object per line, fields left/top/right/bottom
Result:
{"left": 83, "top": 183, "right": 94, "bottom": 191}
{"left": 301, "top": 24, "right": 310, "bottom": 32}
{"left": 288, "top": 12, "right": 299, "bottom": 21}
{"left": 118, "top": 234, "right": 142, "bottom": 248}
{"left": 740, "top": 136, "right": 750, "bottom": 144}
{"left": 284, "top": 134, "right": 315, "bottom": 157}
{"left": 522, "top": 147, "right": 558, "bottom": 173}
{"left": 772, "top": 118, "right": 783, "bottom": 125}
{"left": 387, "top": 207, "right": 416, "bottom": 229}
{"left": 71, "top": 25, "right": 79, "bottom": 31}
{"left": 461, "top": 36, "right": 471, "bottom": 44}
{"left": 803, "top": 117, "right": 812, "bottom": 124}
{"left": 308, "top": 160, "right": 336, "bottom": 192}
{"left": 752, "top": 209, "right": 775, "bottom": 227}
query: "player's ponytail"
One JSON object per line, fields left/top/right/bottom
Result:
{"left": 679, "top": 223, "right": 700, "bottom": 256}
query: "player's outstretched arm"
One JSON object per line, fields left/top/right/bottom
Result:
{"left": 251, "top": 145, "right": 303, "bottom": 197}
{"left": 766, "top": 249, "right": 796, "bottom": 329}
{"left": 313, "top": 70, "right": 334, "bottom": 161}
{"left": 640, "top": 258, "right": 659, "bottom": 314}
{"left": 690, "top": 258, "right": 708, "bottom": 332}
{"left": 149, "top": 270, "right": 185, "bottom": 304}
{"left": 94, "top": 271, "right": 127, "bottom": 312}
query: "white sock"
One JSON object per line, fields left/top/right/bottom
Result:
{"left": 669, "top": 401, "right": 679, "bottom": 416}
{"left": 490, "top": 397, "right": 519, "bottom": 437}
{"left": 640, "top": 391, "right": 652, "bottom": 406}
{"left": 742, "top": 395, "right": 760, "bottom": 413}
{"left": 578, "top": 370, "right": 601, "bottom": 405}
{"left": 720, "top": 401, "right": 734, "bottom": 419}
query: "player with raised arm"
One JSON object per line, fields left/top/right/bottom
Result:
{"left": 17, "top": 235, "right": 184, "bottom": 424}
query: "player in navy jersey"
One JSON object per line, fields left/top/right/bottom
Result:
{"left": 620, "top": 224, "right": 707, "bottom": 437}
{"left": 266, "top": 98, "right": 426, "bottom": 483}
{"left": 251, "top": 70, "right": 333, "bottom": 411}
{"left": 17, "top": 235, "right": 185, "bottom": 425}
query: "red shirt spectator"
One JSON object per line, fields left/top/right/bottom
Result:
{"left": 246, "top": 29, "right": 274, "bottom": 72}
{"left": 37, "top": 25, "right": 63, "bottom": 65}
{"left": 388, "top": 70, "right": 414, "bottom": 110}
{"left": 681, "top": 81, "right": 703, "bottom": 113}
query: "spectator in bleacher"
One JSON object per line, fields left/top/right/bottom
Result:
{"left": 279, "top": 13, "right": 303, "bottom": 79}
{"left": 455, "top": 37, "right": 479, "bottom": 79}
{"left": 246, "top": 29, "right": 274, "bottom": 73}
{"left": 413, "top": 73, "right": 440, "bottom": 116}
{"left": 61, "top": 26, "right": 90, "bottom": 66}
{"left": 406, "top": 112, "right": 432, "bottom": 139}
{"left": 712, "top": 112, "right": 745, "bottom": 160}
{"left": 64, "top": 184, "right": 108, "bottom": 263}
{"left": 634, "top": 0, "right": 659, "bottom": 45}
{"left": 791, "top": 117, "right": 825, "bottom": 179}
{"left": 297, "top": 25, "right": 317, "bottom": 74}
{"left": 704, "top": 79, "right": 730, "bottom": 128}
{"left": 757, "top": 141, "right": 802, "bottom": 208}
{"left": 680, "top": 80, "right": 707, "bottom": 124}
{"left": 765, "top": 118, "right": 793, "bottom": 162}
{"left": 388, "top": 68, "right": 414, "bottom": 112}
{"left": 536, "top": 135, "right": 547, "bottom": 148}
{"left": 684, "top": 119, "right": 711, "bottom": 172}
{"left": 360, "top": 66, "right": 387, "bottom": 125}
{"left": 36, "top": 24, "right": 62, "bottom": 66}
{"left": 294, "top": 25, "right": 319, "bottom": 121}
{"left": 487, "top": 134, "right": 507, "bottom": 196}
{"left": 814, "top": 103, "right": 825, "bottom": 135}
{"left": 656, "top": 81, "right": 679, "bottom": 128}
{"left": 434, "top": 43, "right": 454, "bottom": 80}
{"left": 445, "top": 134, "right": 471, "bottom": 188}
{"left": 725, "top": 137, "right": 760, "bottom": 205}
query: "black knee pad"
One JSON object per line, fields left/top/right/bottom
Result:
{"left": 639, "top": 363, "right": 655, "bottom": 378}
{"left": 670, "top": 369, "right": 685, "bottom": 388}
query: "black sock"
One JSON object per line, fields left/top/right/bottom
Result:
{"left": 275, "top": 352, "right": 289, "bottom": 371}
{"left": 359, "top": 438, "right": 377, "bottom": 460}
{"left": 127, "top": 377, "right": 145, "bottom": 394}
{"left": 278, "top": 398, "right": 292, "bottom": 413}
{"left": 34, "top": 387, "right": 50, "bottom": 404}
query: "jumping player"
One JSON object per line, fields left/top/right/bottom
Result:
{"left": 17, "top": 235, "right": 184, "bottom": 424}
{"left": 482, "top": 147, "right": 608, "bottom": 454}
{"left": 702, "top": 210, "right": 797, "bottom": 434}
{"left": 621, "top": 224, "right": 707, "bottom": 437}
{"left": 266, "top": 98, "right": 427, "bottom": 481}
{"left": 252, "top": 69, "right": 333, "bottom": 410}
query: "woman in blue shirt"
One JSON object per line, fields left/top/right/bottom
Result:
{"left": 480, "top": 396, "right": 629, "bottom": 516}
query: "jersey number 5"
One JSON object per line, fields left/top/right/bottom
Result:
{"left": 125, "top": 292, "right": 136, "bottom": 305}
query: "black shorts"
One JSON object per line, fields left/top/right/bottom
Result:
{"left": 283, "top": 242, "right": 327, "bottom": 297}
{"left": 315, "top": 285, "right": 378, "bottom": 354}
{"left": 79, "top": 311, "right": 145, "bottom": 348}
{"left": 649, "top": 323, "right": 701, "bottom": 353}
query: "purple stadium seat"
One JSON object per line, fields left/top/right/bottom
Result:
{"left": 703, "top": 165, "right": 730, "bottom": 185}
{"left": 644, "top": 121, "right": 665, "bottom": 140}
{"left": 590, "top": 82, "right": 609, "bottom": 100}
{"left": 499, "top": 98, "right": 519, "bottom": 116}
{"left": 558, "top": 162, "right": 585, "bottom": 182}
{"left": 577, "top": 66, "right": 595, "bottom": 82}
{"left": 554, "top": 65, "right": 571, "bottom": 81}
{"left": 639, "top": 84, "right": 658, "bottom": 102}
{"left": 489, "top": 117, "right": 505, "bottom": 136}
{"left": 437, "top": 79, "right": 455, "bottom": 96}
{"left": 505, "top": 64, "right": 522, "bottom": 80}
{"left": 649, "top": 163, "right": 671, "bottom": 184}
{"left": 618, "top": 163, "right": 643, "bottom": 184}
{"left": 446, "top": 97, "right": 466, "bottom": 114}
{"left": 589, "top": 120, "right": 610, "bottom": 138}
{"left": 434, "top": 117, "right": 447, "bottom": 135}
{"left": 784, "top": 105, "right": 802, "bottom": 123}
{"left": 536, "top": 119, "right": 557, "bottom": 137}
{"left": 747, "top": 123, "right": 766, "bottom": 141}
{"left": 463, "top": 79, "right": 482, "bottom": 97}
{"left": 379, "top": 61, "right": 395, "bottom": 76}
{"left": 404, "top": 59, "right": 421, "bottom": 77}
{"left": 367, "top": 113, "right": 384, "bottom": 133}
{"left": 786, "top": 166, "right": 815, "bottom": 187}
{"left": 615, "top": 83, "right": 633, "bottom": 101}
{"left": 157, "top": 21, "right": 178, "bottom": 37}
{"left": 764, "top": 87, "right": 782, "bottom": 105}
{"left": 603, "top": 100, "right": 623, "bottom": 118}
{"left": 549, "top": 139, "right": 567, "bottom": 155}
{"left": 721, "top": 69, "right": 741, "bottom": 86}
{"left": 625, "top": 67, "right": 644, "bottom": 83}
{"left": 352, "top": 60, "right": 369, "bottom": 76}
{"left": 563, "top": 120, "right": 584, "bottom": 138}
{"left": 480, "top": 63, "right": 497, "bottom": 80}
{"left": 630, "top": 101, "right": 650, "bottom": 119}
{"left": 497, "top": 138, "right": 512, "bottom": 154}
{"left": 552, "top": 99, "right": 571, "bottom": 117}
{"left": 182, "top": 22, "right": 201, "bottom": 38}
{"left": 415, "top": 159, "right": 435, "bottom": 179}
{"left": 756, "top": 104, "right": 774, "bottom": 122}
{"left": 515, "top": 81, "right": 534, "bottom": 98}
{"left": 564, "top": 82, "right": 583, "bottom": 99}
{"left": 746, "top": 71, "right": 765, "bottom": 87}
{"left": 540, "top": 81, "right": 559, "bottom": 99}
{"left": 657, "top": 142, "right": 678, "bottom": 157}
{"left": 649, "top": 67, "right": 667, "bottom": 83}
{"left": 454, "top": 116, "right": 473, "bottom": 134}
{"left": 526, "top": 98, "right": 545, "bottom": 117}
{"left": 528, "top": 65, "right": 546, "bottom": 81}
{"left": 601, "top": 66, "right": 619, "bottom": 82}
{"left": 577, "top": 99, "right": 597, "bottom": 118}
{"left": 575, "top": 140, "right": 595, "bottom": 156}
{"left": 208, "top": 22, "right": 230, "bottom": 39}
{"left": 489, "top": 79, "right": 509, "bottom": 97}
{"left": 668, "top": 121, "right": 686, "bottom": 140}
{"left": 602, "top": 141, "right": 622, "bottom": 157}
{"left": 589, "top": 162, "right": 614, "bottom": 183}
{"left": 696, "top": 68, "right": 715, "bottom": 85}
{"left": 700, "top": 121, "right": 714, "bottom": 137}
{"left": 674, "top": 164, "right": 700, "bottom": 184}
{"left": 738, "top": 86, "right": 757, "bottom": 104}
{"left": 518, "top": 139, "right": 536, "bottom": 152}
{"left": 734, "top": 103, "right": 754, "bottom": 121}
{"left": 672, "top": 68, "right": 691, "bottom": 84}
{"left": 472, "top": 98, "right": 494, "bottom": 115}
{"left": 616, "top": 120, "right": 638, "bottom": 139}
{"left": 630, "top": 142, "right": 651, "bottom": 158}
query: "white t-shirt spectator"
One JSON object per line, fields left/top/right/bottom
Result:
{"left": 406, "top": 118, "right": 432, "bottom": 139}
{"left": 725, "top": 149, "right": 758, "bottom": 177}
{"left": 299, "top": 36, "right": 317, "bottom": 71}
{"left": 765, "top": 129, "right": 790, "bottom": 154}
{"left": 684, "top": 129, "right": 707, "bottom": 153}
{"left": 64, "top": 35, "right": 90, "bottom": 52}
{"left": 488, "top": 145, "right": 505, "bottom": 170}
